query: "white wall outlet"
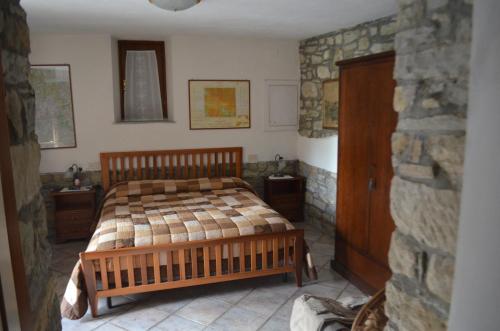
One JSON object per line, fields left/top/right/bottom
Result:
{"left": 248, "top": 154, "right": 258, "bottom": 163}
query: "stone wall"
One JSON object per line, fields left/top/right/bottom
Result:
{"left": 1, "top": 1, "right": 61, "bottom": 330}
{"left": 386, "top": 0, "right": 472, "bottom": 330}
{"left": 298, "top": 161, "right": 336, "bottom": 233}
{"left": 40, "top": 160, "right": 298, "bottom": 237}
{"left": 299, "top": 15, "right": 396, "bottom": 138}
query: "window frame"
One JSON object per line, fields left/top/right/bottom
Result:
{"left": 118, "top": 40, "right": 168, "bottom": 121}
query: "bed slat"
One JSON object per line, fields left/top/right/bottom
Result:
{"left": 113, "top": 257, "right": 122, "bottom": 289}
{"left": 251, "top": 241, "right": 257, "bottom": 272}
{"left": 179, "top": 249, "right": 186, "bottom": 280}
{"left": 126, "top": 256, "right": 135, "bottom": 287}
{"left": 140, "top": 254, "right": 147, "bottom": 285}
{"left": 228, "top": 243, "right": 233, "bottom": 274}
{"left": 262, "top": 240, "right": 268, "bottom": 270}
{"left": 215, "top": 244, "right": 222, "bottom": 276}
{"left": 153, "top": 252, "right": 161, "bottom": 283}
{"left": 166, "top": 250, "right": 173, "bottom": 282}
{"left": 191, "top": 247, "right": 198, "bottom": 279}
{"left": 239, "top": 242, "right": 245, "bottom": 272}
{"left": 100, "top": 258, "right": 108, "bottom": 290}
{"left": 203, "top": 247, "right": 210, "bottom": 277}
{"left": 273, "top": 238, "right": 279, "bottom": 269}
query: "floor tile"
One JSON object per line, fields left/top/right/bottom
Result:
{"left": 206, "top": 282, "right": 254, "bottom": 305}
{"left": 338, "top": 284, "right": 368, "bottom": 300}
{"left": 61, "top": 314, "right": 111, "bottom": 331}
{"left": 310, "top": 242, "right": 335, "bottom": 257}
{"left": 292, "top": 283, "right": 346, "bottom": 301}
{"left": 208, "top": 306, "right": 267, "bottom": 331}
{"left": 310, "top": 254, "right": 332, "bottom": 269}
{"left": 237, "top": 288, "right": 289, "bottom": 318}
{"left": 176, "top": 297, "right": 232, "bottom": 325}
{"left": 146, "top": 290, "right": 194, "bottom": 314}
{"left": 259, "top": 316, "right": 290, "bottom": 331}
{"left": 315, "top": 267, "right": 349, "bottom": 290}
{"left": 110, "top": 305, "right": 169, "bottom": 331}
{"left": 272, "top": 298, "right": 295, "bottom": 321}
{"left": 93, "top": 322, "right": 128, "bottom": 331}
{"left": 150, "top": 315, "right": 204, "bottom": 331}
{"left": 260, "top": 279, "right": 300, "bottom": 299}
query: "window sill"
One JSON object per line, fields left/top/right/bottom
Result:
{"left": 113, "top": 119, "right": 176, "bottom": 124}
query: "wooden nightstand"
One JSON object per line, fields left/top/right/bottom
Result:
{"left": 263, "top": 175, "right": 305, "bottom": 223}
{"left": 52, "top": 189, "right": 96, "bottom": 243}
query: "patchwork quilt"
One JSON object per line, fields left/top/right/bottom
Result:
{"left": 61, "top": 177, "right": 313, "bottom": 320}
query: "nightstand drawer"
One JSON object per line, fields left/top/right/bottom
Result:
{"left": 55, "top": 209, "right": 93, "bottom": 223}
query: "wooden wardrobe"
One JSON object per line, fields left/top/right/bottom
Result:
{"left": 333, "top": 51, "right": 397, "bottom": 293}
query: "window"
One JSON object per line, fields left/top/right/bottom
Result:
{"left": 118, "top": 40, "right": 168, "bottom": 121}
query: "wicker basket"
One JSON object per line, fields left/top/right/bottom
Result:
{"left": 351, "top": 289, "right": 387, "bottom": 331}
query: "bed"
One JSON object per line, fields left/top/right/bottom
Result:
{"left": 61, "top": 147, "right": 309, "bottom": 319}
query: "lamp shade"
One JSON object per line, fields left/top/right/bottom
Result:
{"left": 149, "top": 0, "right": 201, "bottom": 11}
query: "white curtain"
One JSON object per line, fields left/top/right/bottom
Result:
{"left": 124, "top": 50, "right": 163, "bottom": 121}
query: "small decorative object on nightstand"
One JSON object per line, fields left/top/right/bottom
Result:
{"left": 52, "top": 188, "right": 96, "bottom": 243}
{"left": 264, "top": 175, "right": 304, "bottom": 223}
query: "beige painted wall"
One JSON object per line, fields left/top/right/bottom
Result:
{"left": 30, "top": 34, "right": 299, "bottom": 173}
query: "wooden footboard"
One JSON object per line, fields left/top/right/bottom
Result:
{"left": 80, "top": 229, "right": 303, "bottom": 317}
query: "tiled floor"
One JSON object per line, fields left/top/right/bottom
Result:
{"left": 52, "top": 223, "right": 366, "bottom": 331}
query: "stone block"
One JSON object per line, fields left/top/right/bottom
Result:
{"left": 393, "top": 85, "right": 416, "bottom": 112}
{"left": 385, "top": 281, "right": 447, "bottom": 331}
{"left": 10, "top": 140, "right": 42, "bottom": 209}
{"left": 381, "top": 21, "right": 397, "bottom": 36}
{"left": 398, "top": 163, "right": 435, "bottom": 180}
{"left": 335, "top": 34, "right": 343, "bottom": 44}
{"left": 311, "top": 55, "right": 322, "bottom": 64}
{"left": 4, "top": 15, "right": 30, "bottom": 54}
{"left": 397, "top": 115, "right": 465, "bottom": 132}
{"left": 427, "top": 135, "right": 465, "bottom": 187}
{"left": 358, "top": 37, "right": 370, "bottom": 50}
{"left": 301, "top": 82, "right": 318, "bottom": 98}
{"left": 391, "top": 132, "right": 410, "bottom": 158}
{"left": 388, "top": 230, "right": 422, "bottom": 279}
{"left": 317, "top": 66, "right": 330, "bottom": 79}
{"left": 409, "top": 137, "right": 423, "bottom": 162}
{"left": 422, "top": 98, "right": 440, "bottom": 109}
{"left": 390, "top": 176, "right": 459, "bottom": 254}
{"left": 426, "top": 254, "right": 454, "bottom": 302}
{"left": 5, "top": 88, "right": 24, "bottom": 141}
{"left": 343, "top": 30, "right": 359, "bottom": 44}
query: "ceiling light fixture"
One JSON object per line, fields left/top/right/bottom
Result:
{"left": 149, "top": 0, "right": 202, "bottom": 12}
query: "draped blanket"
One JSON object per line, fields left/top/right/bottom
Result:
{"left": 61, "top": 177, "right": 315, "bottom": 319}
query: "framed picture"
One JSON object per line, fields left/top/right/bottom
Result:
{"left": 189, "top": 80, "right": 250, "bottom": 129}
{"left": 322, "top": 79, "right": 339, "bottom": 129}
{"left": 29, "top": 64, "right": 77, "bottom": 149}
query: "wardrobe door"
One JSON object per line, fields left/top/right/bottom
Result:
{"left": 367, "top": 56, "right": 397, "bottom": 268}
{"left": 334, "top": 52, "right": 396, "bottom": 293}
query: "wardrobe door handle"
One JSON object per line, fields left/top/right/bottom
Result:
{"left": 368, "top": 178, "right": 376, "bottom": 191}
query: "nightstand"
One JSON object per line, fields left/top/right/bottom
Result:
{"left": 52, "top": 189, "right": 96, "bottom": 243}
{"left": 263, "top": 175, "right": 305, "bottom": 223}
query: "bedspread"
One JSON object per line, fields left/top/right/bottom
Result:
{"left": 61, "top": 177, "right": 314, "bottom": 320}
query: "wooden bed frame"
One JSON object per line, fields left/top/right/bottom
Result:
{"left": 80, "top": 147, "right": 304, "bottom": 317}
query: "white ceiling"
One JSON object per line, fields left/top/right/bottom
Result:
{"left": 21, "top": 0, "right": 397, "bottom": 40}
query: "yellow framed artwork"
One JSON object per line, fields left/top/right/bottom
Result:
{"left": 322, "top": 79, "right": 339, "bottom": 129}
{"left": 189, "top": 80, "right": 251, "bottom": 129}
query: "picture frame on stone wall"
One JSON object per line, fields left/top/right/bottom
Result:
{"left": 29, "top": 64, "right": 77, "bottom": 149}
{"left": 322, "top": 79, "right": 339, "bottom": 129}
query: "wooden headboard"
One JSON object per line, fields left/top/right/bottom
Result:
{"left": 100, "top": 147, "right": 243, "bottom": 191}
